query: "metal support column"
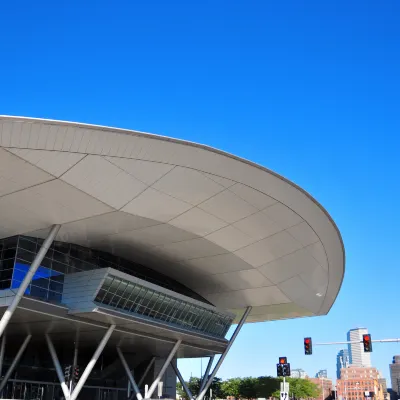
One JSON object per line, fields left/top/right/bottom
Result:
{"left": 138, "top": 357, "right": 156, "bottom": 387}
{"left": 45, "top": 334, "right": 71, "bottom": 400}
{"left": 0, "top": 335, "right": 32, "bottom": 393}
{"left": 197, "top": 307, "right": 252, "bottom": 400}
{"left": 199, "top": 355, "right": 214, "bottom": 394}
{"left": 69, "top": 325, "right": 115, "bottom": 400}
{"left": 71, "top": 333, "right": 79, "bottom": 392}
{"left": 0, "top": 335, "right": 5, "bottom": 379}
{"left": 116, "top": 347, "right": 143, "bottom": 400}
{"left": 171, "top": 361, "right": 193, "bottom": 400}
{"left": 145, "top": 340, "right": 181, "bottom": 399}
{"left": 0, "top": 224, "right": 61, "bottom": 339}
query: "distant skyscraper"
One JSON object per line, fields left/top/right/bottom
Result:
{"left": 316, "top": 369, "right": 328, "bottom": 378}
{"left": 337, "top": 349, "right": 350, "bottom": 379}
{"left": 347, "top": 328, "right": 371, "bottom": 367}
{"left": 390, "top": 356, "right": 400, "bottom": 396}
{"left": 292, "top": 368, "right": 308, "bottom": 379}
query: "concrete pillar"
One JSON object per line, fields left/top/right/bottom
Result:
{"left": 152, "top": 358, "right": 177, "bottom": 399}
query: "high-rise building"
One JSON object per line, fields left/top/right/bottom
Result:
{"left": 316, "top": 369, "right": 328, "bottom": 378}
{"left": 390, "top": 356, "right": 400, "bottom": 397}
{"left": 337, "top": 349, "right": 350, "bottom": 378}
{"left": 337, "top": 367, "right": 384, "bottom": 400}
{"left": 292, "top": 368, "right": 308, "bottom": 379}
{"left": 347, "top": 328, "right": 372, "bottom": 367}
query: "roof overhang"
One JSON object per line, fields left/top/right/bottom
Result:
{"left": 0, "top": 116, "right": 345, "bottom": 323}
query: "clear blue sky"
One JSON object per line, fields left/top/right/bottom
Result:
{"left": 1, "top": 0, "right": 400, "bottom": 385}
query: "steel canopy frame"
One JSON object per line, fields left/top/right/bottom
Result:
{"left": 0, "top": 335, "right": 32, "bottom": 394}
{"left": 199, "top": 355, "right": 215, "bottom": 394}
{"left": 145, "top": 340, "right": 182, "bottom": 399}
{"left": 171, "top": 361, "right": 194, "bottom": 400}
{"left": 117, "top": 347, "right": 143, "bottom": 400}
{"left": 197, "top": 307, "right": 252, "bottom": 400}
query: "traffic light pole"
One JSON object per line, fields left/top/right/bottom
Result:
{"left": 314, "top": 338, "right": 400, "bottom": 346}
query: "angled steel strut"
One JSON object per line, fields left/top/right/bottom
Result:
{"left": 197, "top": 306, "right": 252, "bottom": 400}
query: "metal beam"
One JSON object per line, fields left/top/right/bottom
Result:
{"left": 197, "top": 307, "right": 252, "bottom": 400}
{"left": 45, "top": 334, "right": 71, "bottom": 400}
{"left": 171, "top": 361, "right": 193, "bottom": 400}
{"left": 0, "top": 224, "right": 61, "bottom": 339}
{"left": 145, "top": 340, "right": 181, "bottom": 399}
{"left": 199, "top": 356, "right": 214, "bottom": 393}
{"left": 138, "top": 356, "right": 156, "bottom": 387}
{"left": 0, "top": 335, "right": 5, "bottom": 379}
{"left": 116, "top": 347, "right": 143, "bottom": 400}
{"left": 0, "top": 335, "right": 32, "bottom": 393}
{"left": 70, "top": 324, "right": 116, "bottom": 400}
{"left": 316, "top": 338, "right": 400, "bottom": 345}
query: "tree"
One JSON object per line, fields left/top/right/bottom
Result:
{"left": 176, "top": 376, "right": 224, "bottom": 399}
{"left": 239, "top": 377, "right": 258, "bottom": 399}
{"left": 221, "top": 378, "right": 241, "bottom": 399}
{"left": 272, "top": 378, "right": 321, "bottom": 399}
{"left": 255, "top": 376, "right": 280, "bottom": 398}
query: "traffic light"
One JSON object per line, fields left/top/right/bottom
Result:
{"left": 73, "top": 365, "right": 80, "bottom": 382}
{"left": 64, "top": 365, "right": 71, "bottom": 381}
{"left": 304, "top": 337, "right": 312, "bottom": 355}
{"left": 277, "top": 362, "right": 291, "bottom": 377}
{"left": 363, "top": 334, "right": 372, "bottom": 352}
{"left": 283, "top": 363, "right": 291, "bottom": 377}
{"left": 279, "top": 357, "right": 287, "bottom": 364}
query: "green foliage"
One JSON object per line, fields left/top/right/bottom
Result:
{"left": 221, "top": 378, "right": 241, "bottom": 398}
{"left": 177, "top": 375, "right": 321, "bottom": 400}
{"left": 255, "top": 376, "right": 280, "bottom": 398}
{"left": 271, "top": 378, "right": 321, "bottom": 399}
{"left": 177, "top": 376, "right": 224, "bottom": 400}
{"left": 238, "top": 377, "right": 258, "bottom": 399}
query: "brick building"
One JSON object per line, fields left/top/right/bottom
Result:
{"left": 308, "top": 377, "right": 333, "bottom": 400}
{"left": 336, "top": 367, "right": 384, "bottom": 400}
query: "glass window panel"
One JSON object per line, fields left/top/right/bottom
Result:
{"left": 1, "top": 259, "right": 14, "bottom": 271}
{"left": 0, "top": 280, "right": 11, "bottom": 289}
{"left": 0, "top": 269, "right": 13, "bottom": 281}
{"left": 18, "top": 237, "right": 37, "bottom": 253}
{"left": 3, "top": 236, "right": 18, "bottom": 250}
{"left": 49, "top": 280, "right": 63, "bottom": 293}
{"left": 102, "top": 276, "right": 114, "bottom": 292}
{"left": 3, "top": 248, "right": 16, "bottom": 260}
{"left": 109, "top": 295, "right": 121, "bottom": 307}
{"left": 48, "top": 291, "right": 62, "bottom": 302}
{"left": 30, "top": 286, "right": 49, "bottom": 299}
{"left": 115, "top": 281, "right": 128, "bottom": 297}
{"left": 131, "top": 287, "right": 147, "bottom": 306}
{"left": 101, "top": 291, "right": 114, "bottom": 305}
{"left": 95, "top": 289, "right": 107, "bottom": 302}
{"left": 40, "top": 257, "right": 52, "bottom": 269}
{"left": 108, "top": 278, "right": 122, "bottom": 294}
{"left": 123, "top": 300, "right": 134, "bottom": 311}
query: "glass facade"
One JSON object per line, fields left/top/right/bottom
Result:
{"left": 95, "top": 274, "right": 233, "bottom": 338}
{"left": 0, "top": 235, "right": 211, "bottom": 303}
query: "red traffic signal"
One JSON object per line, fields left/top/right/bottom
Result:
{"left": 304, "top": 337, "right": 312, "bottom": 355}
{"left": 279, "top": 357, "right": 287, "bottom": 364}
{"left": 363, "top": 334, "right": 372, "bottom": 352}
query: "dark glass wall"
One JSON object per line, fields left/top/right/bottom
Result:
{"left": 0, "top": 235, "right": 211, "bottom": 304}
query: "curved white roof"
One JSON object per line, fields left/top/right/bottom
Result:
{"left": 0, "top": 116, "right": 345, "bottom": 323}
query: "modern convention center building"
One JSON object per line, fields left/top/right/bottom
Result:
{"left": 0, "top": 116, "right": 344, "bottom": 400}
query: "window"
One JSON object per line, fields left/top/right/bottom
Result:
{"left": 94, "top": 274, "right": 233, "bottom": 338}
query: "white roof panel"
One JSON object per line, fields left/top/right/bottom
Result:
{"left": 0, "top": 116, "right": 345, "bottom": 323}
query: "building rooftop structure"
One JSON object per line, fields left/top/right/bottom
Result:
{"left": 0, "top": 116, "right": 345, "bottom": 399}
